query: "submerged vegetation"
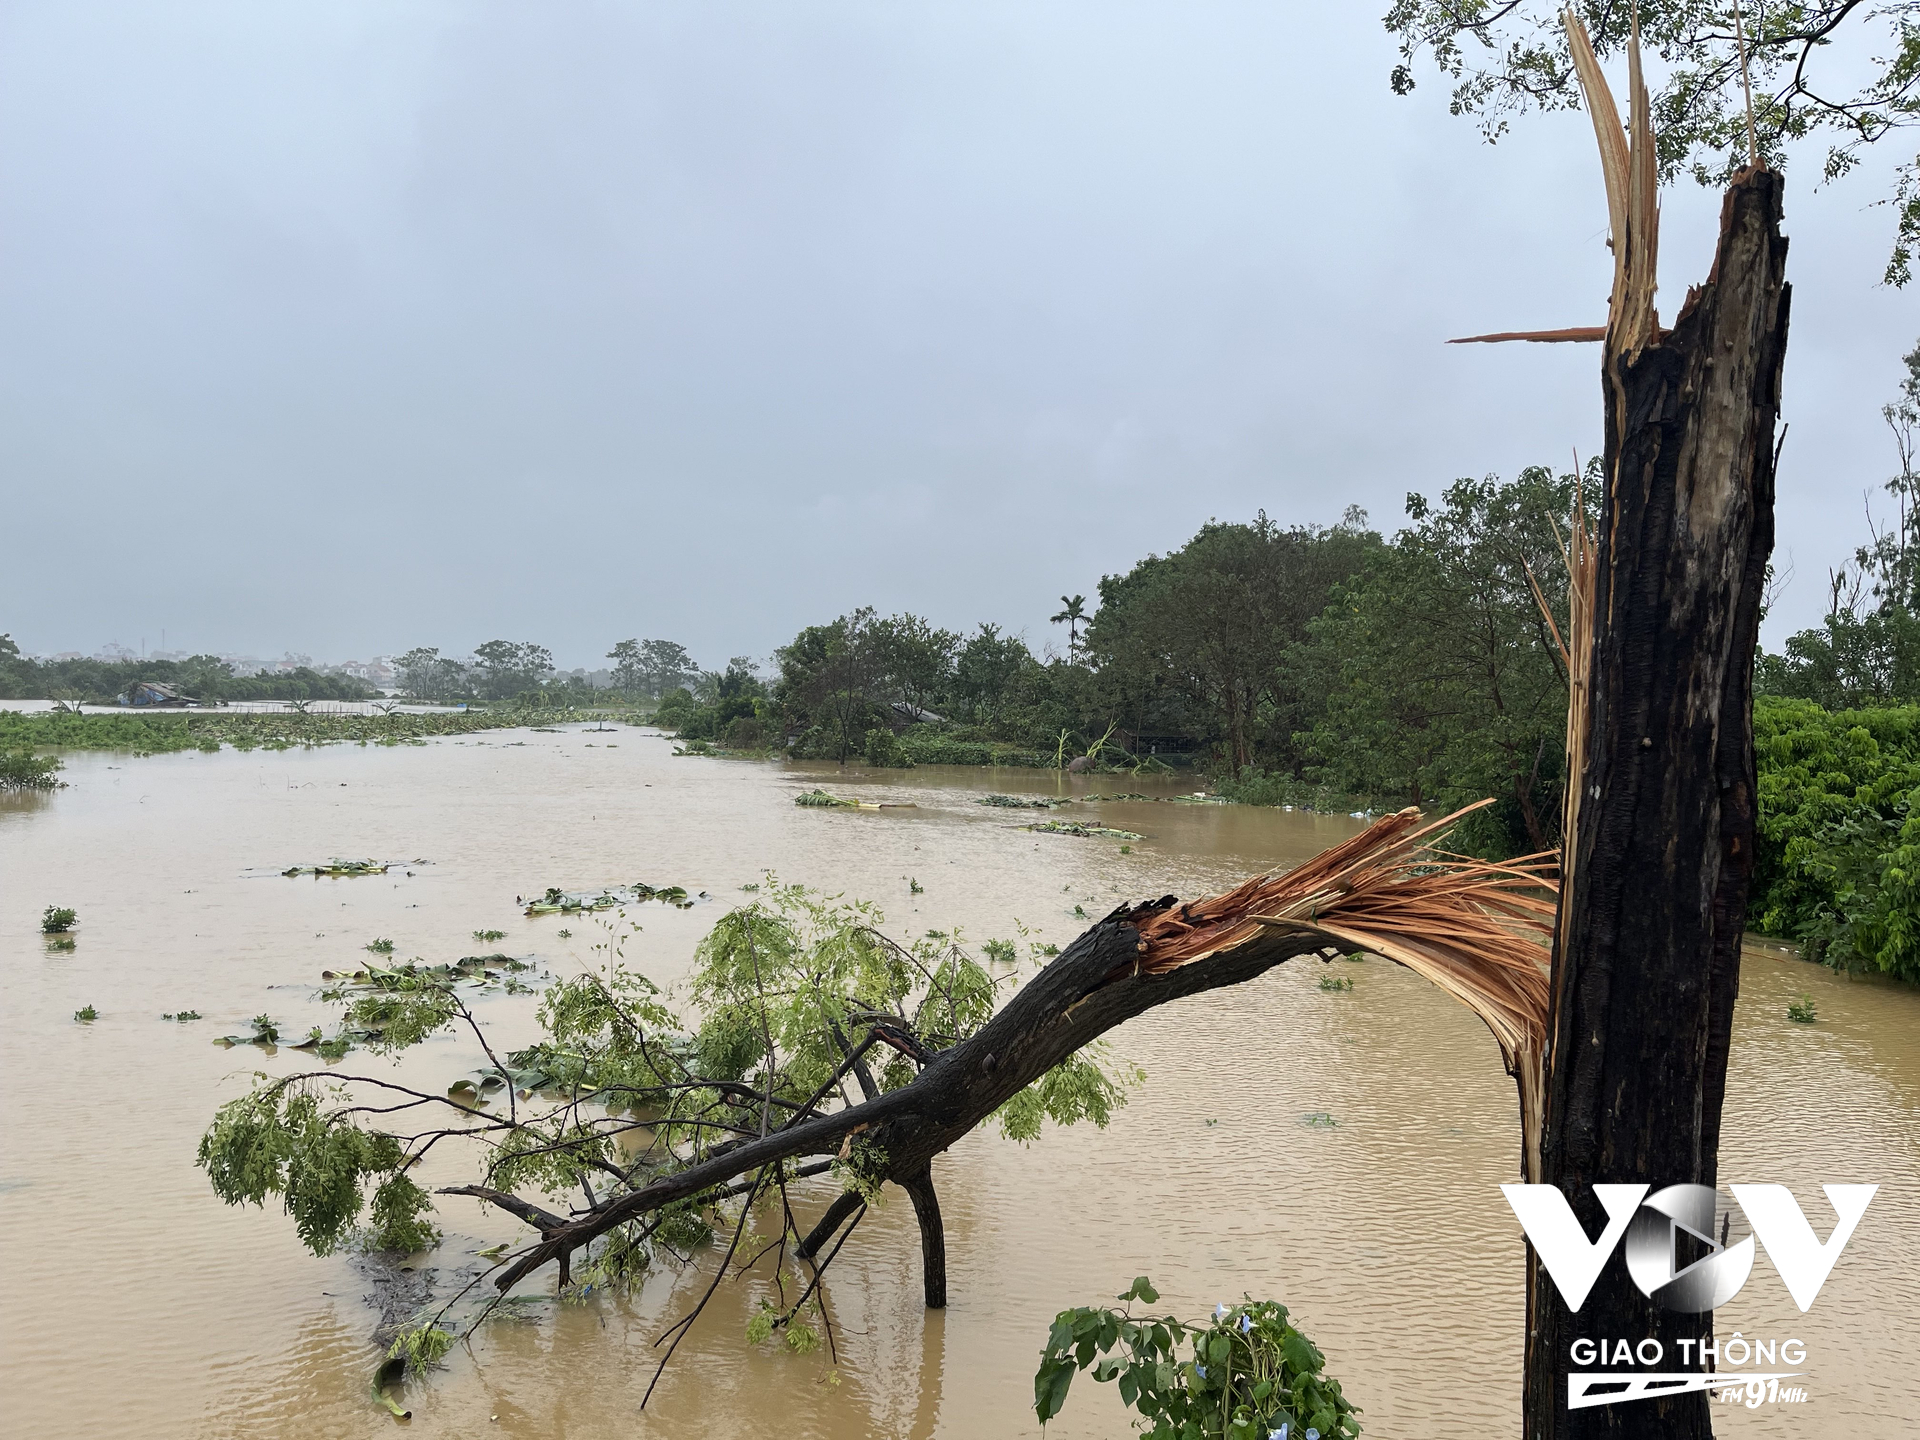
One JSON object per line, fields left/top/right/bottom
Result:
{"left": 1, "top": 748, "right": 62, "bottom": 789}
{"left": 284, "top": 859, "right": 389, "bottom": 878}
{"left": 1024, "top": 821, "right": 1144, "bottom": 841}
{"left": 196, "top": 884, "right": 1136, "bottom": 1394}
{"left": 0, "top": 706, "right": 611, "bottom": 757}
{"left": 41, "top": 905, "right": 76, "bottom": 934}
{"left": 521, "top": 884, "right": 696, "bottom": 916}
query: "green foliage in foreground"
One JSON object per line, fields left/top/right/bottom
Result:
{"left": 1, "top": 749, "right": 62, "bottom": 789}
{"left": 1751, "top": 697, "right": 1920, "bottom": 981}
{"left": 0, "top": 706, "right": 610, "bottom": 757}
{"left": 1035, "top": 1277, "right": 1360, "bottom": 1439}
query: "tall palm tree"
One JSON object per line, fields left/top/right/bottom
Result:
{"left": 1050, "top": 595, "right": 1088, "bottom": 654}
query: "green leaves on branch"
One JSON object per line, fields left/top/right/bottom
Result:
{"left": 343, "top": 983, "right": 460, "bottom": 1053}
{"left": 1382, "top": 2, "right": 1920, "bottom": 285}
{"left": 995, "top": 1048, "right": 1140, "bottom": 1145}
{"left": 1034, "top": 1281, "right": 1361, "bottom": 1438}
{"left": 196, "top": 1085, "right": 437, "bottom": 1256}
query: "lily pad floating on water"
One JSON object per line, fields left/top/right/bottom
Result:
{"left": 283, "top": 858, "right": 390, "bottom": 878}
{"left": 521, "top": 884, "right": 704, "bottom": 916}
{"left": 1024, "top": 820, "right": 1145, "bottom": 841}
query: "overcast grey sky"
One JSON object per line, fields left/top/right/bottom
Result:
{"left": 1, "top": 1, "right": 1912, "bottom": 670}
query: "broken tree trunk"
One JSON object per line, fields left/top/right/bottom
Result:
{"left": 480, "top": 807, "right": 1555, "bottom": 1312}
{"left": 1524, "top": 166, "right": 1788, "bottom": 1439}
{"left": 487, "top": 915, "right": 1342, "bottom": 1295}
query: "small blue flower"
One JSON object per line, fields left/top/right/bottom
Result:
{"left": 1269, "top": 1427, "right": 1289, "bottom": 1440}
{"left": 1195, "top": 1364, "right": 1208, "bottom": 1379}
{"left": 1212, "top": 1302, "right": 1230, "bottom": 1321}
{"left": 1305, "top": 1430, "right": 1320, "bottom": 1440}
{"left": 1238, "top": 1313, "right": 1254, "bottom": 1333}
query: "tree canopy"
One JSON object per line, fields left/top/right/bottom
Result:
{"left": 1384, "top": 1, "right": 1920, "bottom": 282}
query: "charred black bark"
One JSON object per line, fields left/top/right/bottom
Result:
{"left": 1524, "top": 168, "right": 1788, "bottom": 1439}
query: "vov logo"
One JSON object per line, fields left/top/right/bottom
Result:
{"left": 1502, "top": 1182, "right": 1878, "bottom": 1312}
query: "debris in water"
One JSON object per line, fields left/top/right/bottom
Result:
{"left": 794, "top": 789, "right": 916, "bottom": 810}
{"left": 321, "top": 954, "right": 535, "bottom": 992}
{"left": 283, "top": 859, "right": 391, "bottom": 878}
{"left": 521, "top": 884, "right": 700, "bottom": 916}
{"left": 214, "top": 1014, "right": 282, "bottom": 1047}
{"left": 1024, "top": 820, "right": 1144, "bottom": 841}
{"left": 976, "top": 793, "right": 1068, "bottom": 809}
{"left": 371, "top": 1355, "right": 412, "bottom": 1419}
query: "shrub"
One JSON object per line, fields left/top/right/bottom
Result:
{"left": 41, "top": 906, "right": 77, "bottom": 934}
{"left": 1, "top": 750, "right": 62, "bottom": 789}
{"left": 1751, "top": 697, "right": 1920, "bottom": 979}
{"left": 896, "top": 732, "right": 1049, "bottom": 768}
{"left": 862, "top": 728, "right": 912, "bottom": 768}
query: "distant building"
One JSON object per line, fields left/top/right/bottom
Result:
{"left": 119, "top": 681, "right": 199, "bottom": 707}
{"left": 888, "top": 700, "right": 946, "bottom": 730}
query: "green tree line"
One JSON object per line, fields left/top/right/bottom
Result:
{"left": 0, "top": 640, "right": 375, "bottom": 705}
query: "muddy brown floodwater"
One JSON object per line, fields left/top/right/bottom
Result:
{"left": 2, "top": 724, "right": 1916, "bottom": 1438}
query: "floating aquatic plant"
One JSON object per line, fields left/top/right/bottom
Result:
{"left": 1025, "top": 820, "right": 1144, "bottom": 841}
{"left": 284, "top": 859, "right": 389, "bottom": 878}
{"left": 522, "top": 884, "right": 698, "bottom": 916}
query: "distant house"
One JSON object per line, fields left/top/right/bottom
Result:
{"left": 120, "top": 681, "right": 198, "bottom": 708}
{"left": 888, "top": 700, "right": 946, "bottom": 730}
